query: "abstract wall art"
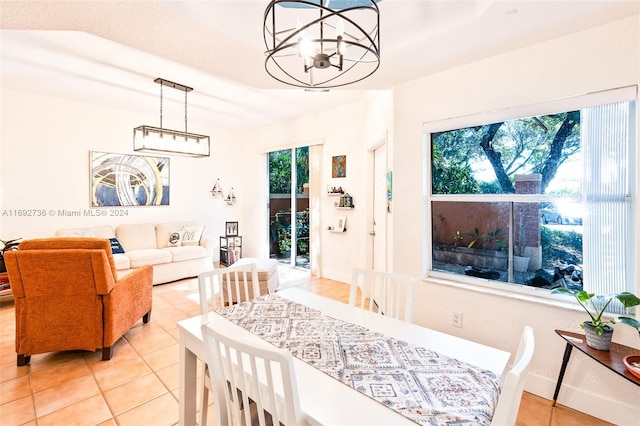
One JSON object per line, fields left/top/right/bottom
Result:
{"left": 90, "top": 151, "right": 170, "bottom": 206}
{"left": 332, "top": 155, "right": 346, "bottom": 178}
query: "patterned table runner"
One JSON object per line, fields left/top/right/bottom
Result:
{"left": 216, "top": 294, "right": 502, "bottom": 425}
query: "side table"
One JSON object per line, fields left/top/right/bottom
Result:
{"left": 552, "top": 329, "right": 640, "bottom": 406}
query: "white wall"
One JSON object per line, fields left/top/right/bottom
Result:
{"left": 393, "top": 16, "right": 640, "bottom": 424}
{"left": 243, "top": 90, "right": 393, "bottom": 282}
{"left": 0, "top": 87, "right": 245, "bottom": 250}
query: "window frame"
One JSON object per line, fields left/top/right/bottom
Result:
{"left": 422, "top": 86, "right": 638, "bottom": 301}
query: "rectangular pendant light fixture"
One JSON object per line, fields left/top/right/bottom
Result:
{"left": 133, "top": 78, "right": 210, "bottom": 157}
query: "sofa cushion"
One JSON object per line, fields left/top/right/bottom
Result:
{"left": 116, "top": 223, "right": 157, "bottom": 251}
{"left": 181, "top": 226, "right": 204, "bottom": 246}
{"left": 126, "top": 249, "right": 172, "bottom": 268}
{"left": 165, "top": 245, "right": 207, "bottom": 262}
{"left": 165, "top": 231, "right": 183, "bottom": 247}
{"left": 155, "top": 222, "right": 197, "bottom": 248}
{"left": 112, "top": 253, "right": 131, "bottom": 270}
{"left": 109, "top": 238, "right": 125, "bottom": 254}
{"left": 55, "top": 225, "right": 115, "bottom": 239}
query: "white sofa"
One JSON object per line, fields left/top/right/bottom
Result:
{"left": 55, "top": 221, "right": 214, "bottom": 285}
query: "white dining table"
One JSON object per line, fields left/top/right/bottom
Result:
{"left": 178, "top": 287, "right": 511, "bottom": 426}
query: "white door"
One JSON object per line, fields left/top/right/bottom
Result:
{"left": 371, "top": 143, "right": 387, "bottom": 271}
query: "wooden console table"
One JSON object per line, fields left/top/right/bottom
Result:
{"left": 552, "top": 329, "right": 640, "bottom": 406}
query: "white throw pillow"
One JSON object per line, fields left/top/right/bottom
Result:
{"left": 166, "top": 231, "right": 183, "bottom": 247}
{"left": 181, "top": 226, "right": 204, "bottom": 246}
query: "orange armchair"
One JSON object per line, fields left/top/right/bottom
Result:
{"left": 5, "top": 237, "right": 153, "bottom": 366}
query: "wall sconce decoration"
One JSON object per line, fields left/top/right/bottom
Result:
{"left": 210, "top": 178, "right": 223, "bottom": 198}
{"left": 225, "top": 187, "right": 237, "bottom": 206}
{"left": 133, "top": 78, "right": 210, "bottom": 157}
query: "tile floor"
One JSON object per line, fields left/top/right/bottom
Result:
{"left": 0, "top": 268, "right": 611, "bottom": 425}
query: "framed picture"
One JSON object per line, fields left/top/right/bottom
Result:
{"left": 225, "top": 221, "right": 239, "bottom": 237}
{"left": 90, "top": 151, "right": 169, "bottom": 206}
{"left": 332, "top": 155, "right": 346, "bottom": 178}
{"left": 334, "top": 216, "right": 346, "bottom": 232}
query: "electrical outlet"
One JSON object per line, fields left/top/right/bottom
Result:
{"left": 452, "top": 311, "right": 463, "bottom": 328}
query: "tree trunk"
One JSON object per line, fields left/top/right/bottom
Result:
{"left": 540, "top": 111, "right": 580, "bottom": 192}
{"left": 479, "top": 122, "right": 515, "bottom": 193}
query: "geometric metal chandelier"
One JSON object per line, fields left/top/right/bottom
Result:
{"left": 133, "top": 78, "right": 210, "bottom": 157}
{"left": 263, "top": 0, "right": 380, "bottom": 89}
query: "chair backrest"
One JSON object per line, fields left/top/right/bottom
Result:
{"left": 6, "top": 238, "right": 117, "bottom": 297}
{"left": 198, "top": 263, "right": 260, "bottom": 313}
{"left": 491, "top": 326, "right": 535, "bottom": 426}
{"left": 349, "top": 268, "right": 415, "bottom": 322}
{"left": 201, "top": 319, "right": 303, "bottom": 426}
{"left": 14, "top": 237, "right": 118, "bottom": 280}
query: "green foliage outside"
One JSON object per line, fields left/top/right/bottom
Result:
{"left": 432, "top": 112, "right": 580, "bottom": 195}
{"left": 269, "top": 147, "right": 309, "bottom": 194}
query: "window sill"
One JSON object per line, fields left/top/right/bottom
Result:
{"left": 423, "top": 272, "right": 586, "bottom": 314}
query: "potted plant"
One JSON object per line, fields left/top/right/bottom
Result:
{"left": 552, "top": 288, "right": 640, "bottom": 351}
{"left": 0, "top": 238, "right": 21, "bottom": 273}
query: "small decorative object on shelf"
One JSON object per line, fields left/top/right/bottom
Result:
{"left": 225, "top": 221, "right": 239, "bottom": 237}
{"left": 220, "top": 236, "right": 242, "bottom": 266}
{"left": 327, "top": 186, "right": 344, "bottom": 195}
{"left": 210, "top": 178, "right": 223, "bottom": 198}
{"left": 225, "top": 187, "right": 237, "bottom": 205}
{"left": 333, "top": 216, "right": 347, "bottom": 233}
{"left": 339, "top": 193, "right": 354, "bottom": 208}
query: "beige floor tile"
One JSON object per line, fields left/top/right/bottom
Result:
{"left": 0, "top": 360, "right": 29, "bottom": 384}
{"left": 86, "top": 338, "right": 140, "bottom": 372}
{"left": 36, "top": 394, "right": 112, "bottom": 426}
{"left": 29, "top": 357, "right": 93, "bottom": 393}
{"left": 116, "top": 392, "right": 179, "bottom": 426}
{"left": 0, "top": 338, "right": 17, "bottom": 365}
{"left": 142, "top": 343, "right": 180, "bottom": 372}
{"left": 124, "top": 323, "right": 177, "bottom": 355}
{"left": 33, "top": 374, "right": 101, "bottom": 417}
{"left": 0, "top": 395, "right": 35, "bottom": 425}
{"left": 0, "top": 374, "right": 31, "bottom": 405}
{"left": 155, "top": 362, "right": 180, "bottom": 391}
{"left": 92, "top": 356, "right": 151, "bottom": 391}
{"left": 103, "top": 373, "right": 168, "bottom": 416}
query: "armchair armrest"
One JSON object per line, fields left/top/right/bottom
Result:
{"left": 102, "top": 265, "right": 153, "bottom": 347}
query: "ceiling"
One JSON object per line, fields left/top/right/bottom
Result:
{"left": 1, "top": 1, "right": 637, "bottom": 130}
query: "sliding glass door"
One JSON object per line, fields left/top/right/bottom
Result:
{"left": 268, "top": 147, "right": 310, "bottom": 269}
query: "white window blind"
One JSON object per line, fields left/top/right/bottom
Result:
{"left": 582, "top": 100, "right": 636, "bottom": 314}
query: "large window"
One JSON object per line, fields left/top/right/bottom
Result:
{"left": 425, "top": 87, "right": 637, "bottom": 313}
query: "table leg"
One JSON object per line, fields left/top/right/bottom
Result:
{"left": 552, "top": 343, "right": 573, "bottom": 407}
{"left": 179, "top": 333, "right": 198, "bottom": 426}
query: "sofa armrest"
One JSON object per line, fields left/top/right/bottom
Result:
{"left": 102, "top": 265, "right": 153, "bottom": 347}
{"left": 199, "top": 236, "right": 215, "bottom": 259}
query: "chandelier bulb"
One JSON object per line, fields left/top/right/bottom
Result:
{"left": 336, "top": 19, "right": 344, "bottom": 37}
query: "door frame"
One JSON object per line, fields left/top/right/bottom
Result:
{"left": 366, "top": 133, "right": 389, "bottom": 272}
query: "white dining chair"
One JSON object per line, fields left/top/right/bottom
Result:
{"left": 197, "top": 263, "right": 260, "bottom": 426}
{"left": 349, "top": 268, "right": 415, "bottom": 322}
{"left": 201, "top": 319, "right": 304, "bottom": 426}
{"left": 491, "top": 326, "right": 535, "bottom": 426}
